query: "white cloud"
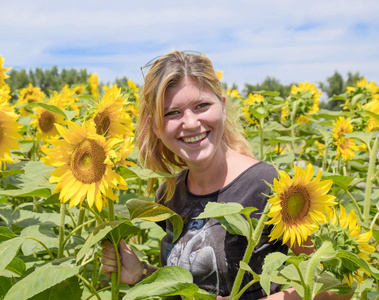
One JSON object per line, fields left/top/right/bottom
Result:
{"left": 1, "top": 0, "right": 379, "bottom": 90}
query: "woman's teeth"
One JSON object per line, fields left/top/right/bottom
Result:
{"left": 182, "top": 132, "right": 207, "bottom": 143}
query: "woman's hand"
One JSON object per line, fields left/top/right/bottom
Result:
{"left": 101, "top": 239, "right": 146, "bottom": 285}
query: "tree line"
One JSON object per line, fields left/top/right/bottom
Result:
{"left": 5, "top": 67, "right": 363, "bottom": 110}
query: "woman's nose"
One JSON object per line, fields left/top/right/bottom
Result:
{"left": 182, "top": 110, "right": 200, "bottom": 130}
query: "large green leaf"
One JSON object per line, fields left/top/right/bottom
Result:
{"left": 335, "top": 250, "right": 379, "bottom": 280}
{"left": 4, "top": 263, "right": 81, "bottom": 300}
{"left": 345, "top": 131, "right": 375, "bottom": 147}
{"left": 0, "top": 227, "right": 17, "bottom": 242}
{"left": 0, "top": 208, "right": 69, "bottom": 229}
{"left": 20, "top": 225, "right": 58, "bottom": 256}
{"left": 217, "top": 214, "right": 250, "bottom": 238}
{"left": 126, "top": 199, "right": 183, "bottom": 242}
{"left": 3, "top": 257, "right": 26, "bottom": 277}
{"left": 195, "top": 202, "right": 244, "bottom": 218}
{"left": 76, "top": 220, "right": 135, "bottom": 261}
{"left": 120, "top": 165, "right": 177, "bottom": 180}
{"left": 321, "top": 173, "right": 355, "bottom": 190}
{"left": 0, "top": 276, "right": 12, "bottom": 298}
{"left": 260, "top": 252, "right": 289, "bottom": 295}
{"left": 29, "top": 276, "right": 82, "bottom": 300}
{"left": 123, "top": 266, "right": 215, "bottom": 300}
{"left": 0, "top": 237, "right": 24, "bottom": 273}
{"left": 0, "top": 188, "right": 51, "bottom": 197}
{"left": 36, "top": 103, "right": 67, "bottom": 119}
{"left": 0, "top": 169, "right": 24, "bottom": 180}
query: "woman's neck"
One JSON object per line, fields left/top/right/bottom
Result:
{"left": 186, "top": 147, "right": 258, "bottom": 195}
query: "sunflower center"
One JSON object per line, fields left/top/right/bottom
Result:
{"left": 39, "top": 111, "right": 55, "bottom": 132}
{"left": 94, "top": 111, "right": 110, "bottom": 136}
{"left": 70, "top": 139, "right": 106, "bottom": 184}
{"left": 281, "top": 186, "right": 311, "bottom": 223}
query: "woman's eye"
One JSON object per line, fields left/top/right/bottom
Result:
{"left": 196, "top": 103, "right": 210, "bottom": 109}
{"left": 164, "top": 111, "right": 180, "bottom": 117}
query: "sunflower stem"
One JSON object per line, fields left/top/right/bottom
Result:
{"left": 229, "top": 202, "right": 271, "bottom": 300}
{"left": 58, "top": 202, "right": 66, "bottom": 259}
{"left": 345, "top": 190, "right": 364, "bottom": 222}
{"left": 108, "top": 199, "right": 120, "bottom": 300}
{"left": 364, "top": 134, "right": 379, "bottom": 225}
{"left": 259, "top": 117, "right": 264, "bottom": 161}
{"left": 304, "top": 240, "right": 334, "bottom": 300}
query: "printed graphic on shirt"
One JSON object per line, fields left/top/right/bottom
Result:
{"left": 166, "top": 205, "right": 220, "bottom": 295}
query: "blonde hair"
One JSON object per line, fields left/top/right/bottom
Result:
{"left": 138, "top": 50, "right": 253, "bottom": 201}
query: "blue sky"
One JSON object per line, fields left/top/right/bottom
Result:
{"left": 1, "top": 0, "right": 379, "bottom": 92}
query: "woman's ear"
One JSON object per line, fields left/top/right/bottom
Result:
{"left": 221, "top": 95, "right": 226, "bottom": 120}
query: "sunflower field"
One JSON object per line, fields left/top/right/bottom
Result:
{"left": 0, "top": 55, "right": 379, "bottom": 300}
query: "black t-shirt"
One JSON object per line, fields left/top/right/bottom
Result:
{"left": 156, "top": 161, "right": 288, "bottom": 299}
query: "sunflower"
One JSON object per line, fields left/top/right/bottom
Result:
{"left": 242, "top": 93, "right": 264, "bottom": 125}
{"left": 345, "top": 77, "right": 379, "bottom": 110}
{"left": 265, "top": 164, "right": 337, "bottom": 248}
{"left": 89, "top": 73, "right": 99, "bottom": 99}
{"left": 282, "top": 81, "right": 321, "bottom": 123}
{"left": 0, "top": 83, "right": 11, "bottom": 104}
{"left": 0, "top": 102, "right": 22, "bottom": 167}
{"left": 91, "top": 85, "right": 134, "bottom": 138}
{"left": 0, "top": 56, "right": 11, "bottom": 86}
{"left": 363, "top": 98, "right": 379, "bottom": 132}
{"left": 115, "top": 136, "right": 136, "bottom": 167}
{"left": 49, "top": 86, "right": 81, "bottom": 114}
{"left": 30, "top": 107, "right": 65, "bottom": 141}
{"left": 314, "top": 205, "right": 375, "bottom": 286}
{"left": 42, "top": 121, "right": 127, "bottom": 211}
{"left": 17, "top": 83, "right": 46, "bottom": 116}
{"left": 332, "top": 117, "right": 359, "bottom": 161}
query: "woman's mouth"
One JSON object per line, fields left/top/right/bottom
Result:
{"left": 181, "top": 132, "right": 207, "bottom": 144}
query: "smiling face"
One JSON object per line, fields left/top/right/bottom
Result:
{"left": 154, "top": 77, "right": 226, "bottom": 168}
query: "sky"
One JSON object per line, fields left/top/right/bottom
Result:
{"left": 1, "top": 0, "right": 379, "bottom": 92}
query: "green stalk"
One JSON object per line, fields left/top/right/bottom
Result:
{"left": 76, "top": 273, "right": 102, "bottom": 300}
{"left": 289, "top": 100, "right": 299, "bottom": 152}
{"left": 364, "top": 135, "right": 379, "bottom": 225}
{"left": 108, "top": 199, "right": 120, "bottom": 300}
{"left": 58, "top": 203, "right": 66, "bottom": 259}
{"left": 76, "top": 207, "right": 86, "bottom": 237}
{"left": 304, "top": 240, "right": 334, "bottom": 300}
{"left": 25, "top": 237, "right": 55, "bottom": 261}
{"left": 259, "top": 118, "right": 264, "bottom": 161}
{"left": 345, "top": 190, "right": 364, "bottom": 222}
{"left": 229, "top": 202, "right": 271, "bottom": 300}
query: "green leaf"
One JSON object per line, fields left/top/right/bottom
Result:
{"left": 345, "top": 131, "right": 375, "bottom": 147}
{"left": 260, "top": 252, "right": 289, "bottom": 295}
{"left": 239, "top": 261, "right": 260, "bottom": 281}
{"left": 311, "top": 109, "right": 346, "bottom": 120}
{"left": 321, "top": 173, "right": 355, "bottom": 190}
{"left": 270, "top": 150, "right": 295, "bottom": 166}
{"left": 262, "top": 91, "right": 281, "bottom": 97}
{"left": 0, "top": 208, "right": 68, "bottom": 229}
{"left": 218, "top": 214, "right": 250, "bottom": 237}
{"left": 20, "top": 226, "right": 58, "bottom": 256}
{"left": 76, "top": 220, "right": 134, "bottom": 261}
{"left": 4, "top": 263, "right": 81, "bottom": 300}
{"left": 107, "top": 222, "right": 141, "bottom": 245}
{"left": 0, "top": 276, "right": 12, "bottom": 298}
{"left": 29, "top": 276, "right": 82, "bottom": 300}
{"left": 249, "top": 107, "right": 268, "bottom": 120}
{"left": 126, "top": 199, "right": 183, "bottom": 242}
{"left": 0, "top": 188, "right": 51, "bottom": 197}
{"left": 0, "top": 169, "right": 24, "bottom": 180}
{"left": 0, "top": 227, "right": 17, "bottom": 242}
{"left": 36, "top": 103, "right": 67, "bottom": 119}
{"left": 315, "top": 271, "right": 355, "bottom": 295}
{"left": 123, "top": 266, "right": 215, "bottom": 300}
{"left": 4, "top": 257, "right": 26, "bottom": 277}
{"left": 120, "top": 165, "right": 177, "bottom": 180}
{"left": 195, "top": 202, "right": 245, "bottom": 218}
{"left": 335, "top": 250, "right": 379, "bottom": 280}
{"left": 0, "top": 237, "right": 24, "bottom": 273}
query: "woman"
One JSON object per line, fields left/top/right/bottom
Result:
{"left": 101, "top": 50, "right": 351, "bottom": 299}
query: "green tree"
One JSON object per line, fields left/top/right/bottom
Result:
{"left": 244, "top": 76, "right": 292, "bottom": 98}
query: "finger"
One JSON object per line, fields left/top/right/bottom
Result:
{"left": 102, "top": 264, "right": 118, "bottom": 275}
{"left": 101, "top": 255, "right": 118, "bottom": 267}
{"left": 102, "top": 248, "right": 117, "bottom": 260}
